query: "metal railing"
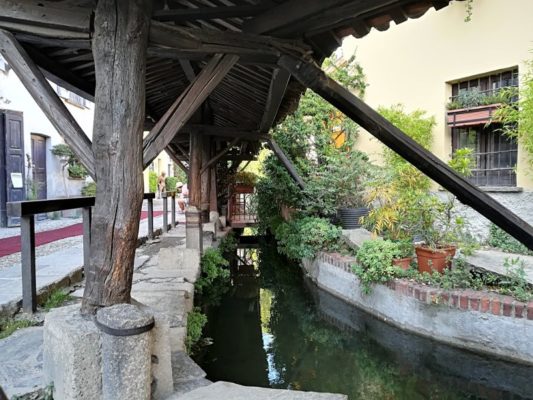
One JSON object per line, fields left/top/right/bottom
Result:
{"left": 6, "top": 192, "right": 177, "bottom": 313}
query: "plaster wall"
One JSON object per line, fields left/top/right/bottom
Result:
{"left": 302, "top": 257, "right": 533, "bottom": 365}
{"left": 0, "top": 60, "right": 94, "bottom": 199}
{"left": 343, "top": 0, "right": 533, "bottom": 189}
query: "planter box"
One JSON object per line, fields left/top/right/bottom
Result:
{"left": 447, "top": 103, "right": 500, "bottom": 127}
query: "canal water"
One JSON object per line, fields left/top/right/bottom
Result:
{"left": 193, "top": 243, "right": 533, "bottom": 400}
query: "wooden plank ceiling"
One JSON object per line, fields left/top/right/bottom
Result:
{"left": 0, "top": 0, "right": 458, "bottom": 161}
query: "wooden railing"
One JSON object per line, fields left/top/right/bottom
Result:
{"left": 228, "top": 185, "right": 257, "bottom": 228}
{"left": 6, "top": 192, "right": 174, "bottom": 313}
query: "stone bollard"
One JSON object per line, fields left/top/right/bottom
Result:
{"left": 185, "top": 206, "right": 203, "bottom": 252}
{"left": 96, "top": 304, "right": 154, "bottom": 400}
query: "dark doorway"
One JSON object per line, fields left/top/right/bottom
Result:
{"left": 31, "top": 134, "right": 47, "bottom": 200}
{"left": 0, "top": 110, "right": 25, "bottom": 227}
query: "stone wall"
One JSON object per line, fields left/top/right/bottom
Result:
{"left": 436, "top": 190, "right": 533, "bottom": 242}
{"left": 302, "top": 252, "right": 533, "bottom": 365}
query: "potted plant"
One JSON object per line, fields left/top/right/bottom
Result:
{"left": 232, "top": 171, "right": 257, "bottom": 193}
{"left": 391, "top": 239, "right": 414, "bottom": 270}
{"left": 303, "top": 149, "right": 374, "bottom": 229}
{"left": 412, "top": 194, "right": 464, "bottom": 274}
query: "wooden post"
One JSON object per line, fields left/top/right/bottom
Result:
{"left": 210, "top": 166, "right": 218, "bottom": 213}
{"left": 200, "top": 136, "right": 211, "bottom": 219}
{"left": 278, "top": 54, "right": 533, "bottom": 250}
{"left": 21, "top": 215, "right": 36, "bottom": 313}
{"left": 171, "top": 192, "right": 177, "bottom": 228}
{"left": 81, "top": 0, "right": 151, "bottom": 314}
{"left": 82, "top": 206, "right": 92, "bottom": 271}
{"left": 189, "top": 132, "right": 202, "bottom": 209}
{"left": 147, "top": 196, "right": 154, "bottom": 239}
{"left": 162, "top": 191, "right": 168, "bottom": 233}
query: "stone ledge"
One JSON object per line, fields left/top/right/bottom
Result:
{"left": 318, "top": 251, "right": 533, "bottom": 321}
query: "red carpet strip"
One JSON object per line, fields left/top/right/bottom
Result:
{"left": 0, "top": 211, "right": 164, "bottom": 257}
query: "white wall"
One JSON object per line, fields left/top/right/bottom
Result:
{"left": 342, "top": 0, "right": 533, "bottom": 188}
{"left": 0, "top": 59, "right": 95, "bottom": 198}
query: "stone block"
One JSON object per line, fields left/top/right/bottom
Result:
{"left": 148, "top": 312, "right": 174, "bottom": 400}
{"left": 341, "top": 228, "right": 376, "bottom": 250}
{"left": 43, "top": 305, "right": 102, "bottom": 400}
{"left": 97, "top": 304, "right": 154, "bottom": 400}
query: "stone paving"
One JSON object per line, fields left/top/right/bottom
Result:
{"left": 169, "top": 381, "right": 347, "bottom": 400}
{"left": 0, "top": 208, "right": 179, "bottom": 317}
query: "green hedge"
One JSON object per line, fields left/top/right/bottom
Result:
{"left": 148, "top": 171, "right": 157, "bottom": 193}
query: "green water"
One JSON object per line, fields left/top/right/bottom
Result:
{"left": 193, "top": 244, "right": 533, "bottom": 400}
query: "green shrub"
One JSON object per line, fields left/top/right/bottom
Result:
{"left": 0, "top": 318, "right": 36, "bottom": 339}
{"left": 67, "top": 163, "right": 88, "bottom": 179}
{"left": 185, "top": 308, "right": 208, "bottom": 354}
{"left": 488, "top": 224, "right": 533, "bottom": 255}
{"left": 275, "top": 216, "right": 342, "bottom": 260}
{"left": 499, "top": 258, "right": 533, "bottom": 302}
{"left": 196, "top": 248, "right": 230, "bottom": 294}
{"left": 81, "top": 181, "right": 96, "bottom": 196}
{"left": 43, "top": 289, "right": 73, "bottom": 311}
{"left": 165, "top": 176, "right": 178, "bottom": 192}
{"left": 353, "top": 240, "right": 404, "bottom": 294}
{"left": 218, "top": 232, "right": 238, "bottom": 255}
{"left": 148, "top": 171, "right": 158, "bottom": 193}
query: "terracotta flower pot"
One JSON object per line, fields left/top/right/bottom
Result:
{"left": 392, "top": 257, "right": 412, "bottom": 271}
{"left": 415, "top": 245, "right": 456, "bottom": 274}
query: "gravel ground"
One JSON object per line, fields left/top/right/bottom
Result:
{"left": 0, "top": 236, "right": 82, "bottom": 270}
{"left": 0, "top": 217, "right": 82, "bottom": 239}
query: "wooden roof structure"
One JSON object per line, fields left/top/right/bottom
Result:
{"left": 0, "top": 0, "right": 457, "bottom": 164}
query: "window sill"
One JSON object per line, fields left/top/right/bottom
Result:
{"left": 479, "top": 186, "right": 523, "bottom": 193}
{"left": 438, "top": 186, "right": 523, "bottom": 193}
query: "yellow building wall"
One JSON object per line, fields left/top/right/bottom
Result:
{"left": 342, "top": 0, "right": 533, "bottom": 188}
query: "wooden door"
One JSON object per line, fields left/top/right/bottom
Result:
{"left": 0, "top": 110, "right": 25, "bottom": 227}
{"left": 31, "top": 134, "right": 47, "bottom": 199}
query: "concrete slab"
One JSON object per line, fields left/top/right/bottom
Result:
{"left": 167, "top": 381, "right": 347, "bottom": 400}
{"left": 0, "top": 327, "right": 44, "bottom": 398}
{"left": 466, "top": 249, "right": 533, "bottom": 285}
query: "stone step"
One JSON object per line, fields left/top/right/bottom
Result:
{"left": 167, "top": 381, "right": 347, "bottom": 400}
{"left": 0, "top": 327, "right": 44, "bottom": 399}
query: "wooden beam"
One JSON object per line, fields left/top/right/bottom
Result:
{"left": 153, "top": 4, "right": 270, "bottom": 22}
{"left": 243, "top": 0, "right": 350, "bottom": 34}
{"left": 275, "top": 0, "right": 402, "bottom": 37}
{"left": 142, "top": 54, "right": 239, "bottom": 167}
{"left": 260, "top": 68, "right": 291, "bottom": 133}
{"left": 278, "top": 54, "right": 533, "bottom": 250}
{"left": 267, "top": 139, "right": 305, "bottom": 190}
{"left": 166, "top": 145, "right": 189, "bottom": 174}
{"left": 179, "top": 124, "right": 267, "bottom": 139}
{"left": 0, "top": 29, "right": 95, "bottom": 177}
{"left": 201, "top": 137, "right": 240, "bottom": 174}
{"left": 179, "top": 59, "right": 196, "bottom": 82}
{"left": 0, "top": 0, "right": 91, "bottom": 38}
{"left": 22, "top": 43, "right": 95, "bottom": 101}
{"left": 81, "top": 0, "right": 151, "bottom": 314}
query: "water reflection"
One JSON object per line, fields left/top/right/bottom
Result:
{"left": 194, "top": 243, "right": 533, "bottom": 400}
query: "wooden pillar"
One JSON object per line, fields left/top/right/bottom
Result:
{"left": 81, "top": 0, "right": 151, "bottom": 314}
{"left": 210, "top": 166, "right": 218, "bottom": 213}
{"left": 200, "top": 136, "right": 211, "bottom": 217}
{"left": 189, "top": 132, "right": 202, "bottom": 208}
